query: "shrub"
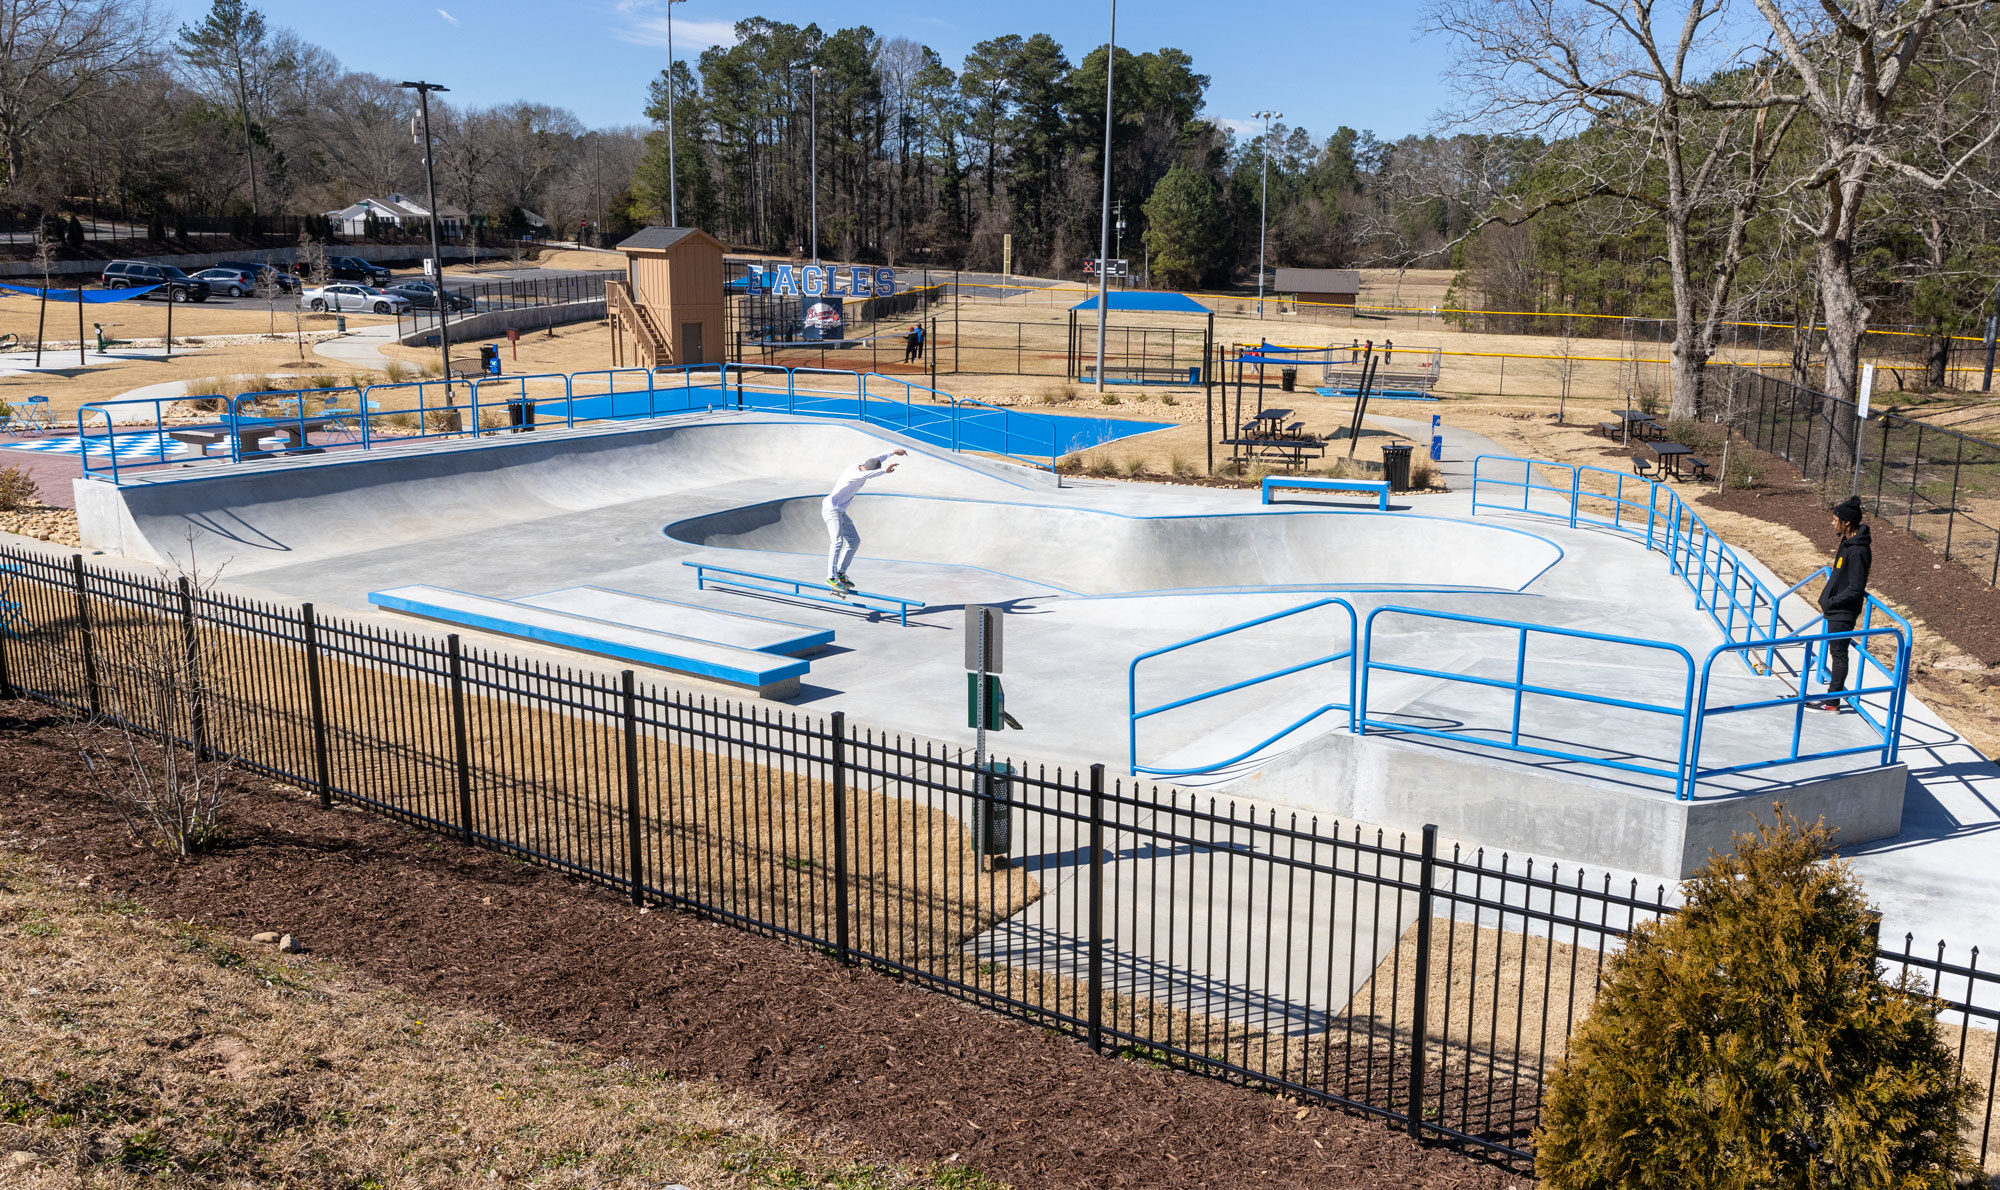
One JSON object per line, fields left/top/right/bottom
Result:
{"left": 0, "top": 464, "right": 39, "bottom": 511}
{"left": 1666, "top": 416, "right": 1725, "bottom": 454}
{"left": 1161, "top": 394, "right": 1179, "bottom": 406}
{"left": 1084, "top": 454, "right": 1119, "bottom": 477}
{"left": 1168, "top": 451, "right": 1194, "bottom": 477}
{"left": 1409, "top": 459, "right": 1437, "bottom": 490}
{"left": 1535, "top": 813, "right": 1972, "bottom": 1189}
{"left": 1037, "top": 380, "right": 1076, "bottom": 405}
{"left": 1123, "top": 456, "right": 1149, "bottom": 477}
{"left": 1635, "top": 381, "right": 1662, "bottom": 416}
{"left": 1724, "top": 450, "right": 1761, "bottom": 490}
{"left": 1100, "top": 393, "right": 1121, "bottom": 406}
{"left": 381, "top": 359, "right": 417, "bottom": 384}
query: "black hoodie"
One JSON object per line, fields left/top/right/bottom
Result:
{"left": 1819, "top": 523, "right": 1873, "bottom": 617}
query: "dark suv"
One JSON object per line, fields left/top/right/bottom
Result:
{"left": 328, "top": 256, "right": 392, "bottom": 286}
{"left": 99, "top": 260, "right": 212, "bottom": 302}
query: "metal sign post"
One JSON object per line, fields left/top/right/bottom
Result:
{"left": 965, "top": 605, "right": 1011, "bottom": 868}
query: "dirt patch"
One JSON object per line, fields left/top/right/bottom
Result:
{"left": 0, "top": 701, "right": 1528, "bottom": 1190}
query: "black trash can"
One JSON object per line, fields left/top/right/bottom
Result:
{"left": 971, "top": 761, "right": 1013, "bottom": 868}
{"left": 1381, "top": 442, "right": 1414, "bottom": 492}
{"left": 1280, "top": 366, "right": 1297, "bottom": 393}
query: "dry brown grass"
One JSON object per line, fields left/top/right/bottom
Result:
{"left": 0, "top": 291, "right": 394, "bottom": 346}
{"left": 0, "top": 849, "right": 1006, "bottom": 1188}
{"left": 2, "top": 341, "right": 377, "bottom": 422}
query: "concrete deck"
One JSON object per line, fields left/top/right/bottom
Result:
{"left": 60, "top": 408, "right": 2000, "bottom": 953}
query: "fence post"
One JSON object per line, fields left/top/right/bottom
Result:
{"left": 829, "top": 710, "right": 852, "bottom": 964}
{"left": 69, "top": 554, "right": 101, "bottom": 717}
{"left": 1407, "top": 823, "right": 1438, "bottom": 1140}
{"left": 446, "top": 633, "right": 475, "bottom": 846}
{"left": 176, "top": 576, "right": 209, "bottom": 760}
{"left": 622, "top": 670, "right": 645, "bottom": 906}
{"left": 301, "top": 603, "right": 332, "bottom": 809}
{"left": 1088, "top": 763, "right": 1106, "bottom": 1053}
{"left": 0, "top": 590, "right": 14, "bottom": 701}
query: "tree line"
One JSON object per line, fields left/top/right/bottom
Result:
{"left": 1, "top": 0, "right": 645, "bottom": 243}
{"left": 1422, "top": 0, "right": 2000, "bottom": 417}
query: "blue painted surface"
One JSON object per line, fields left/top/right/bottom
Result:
{"left": 542, "top": 386, "right": 1169, "bottom": 459}
{"left": 1260, "top": 476, "right": 1390, "bottom": 509}
{"left": 1070, "top": 291, "right": 1211, "bottom": 314}
{"left": 368, "top": 587, "right": 808, "bottom": 689}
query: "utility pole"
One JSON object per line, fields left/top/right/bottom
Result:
{"left": 664, "top": 0, "right": 687, "bottom": 226}
{"left": 1253, "top": 110, "right": 1281, "bottom": 318}
{"left": 403, "top": 80, "right": 452, "bottom": 384}
{"left": 809, "top": 64, "right": 825, "bottom": 263}
{"left": 1093, "top": 0, "right": 1116, "bottom": 393}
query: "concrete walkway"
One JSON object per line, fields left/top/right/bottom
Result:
{"left": 311, "top": 323, "right": 400, "bottom": 372}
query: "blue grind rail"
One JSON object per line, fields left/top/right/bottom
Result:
{"left": 1127, "top": 598, "right": 1358, "bottom": 777}
{"left": 684, "top": 561, "right": 926, "bottom": 627}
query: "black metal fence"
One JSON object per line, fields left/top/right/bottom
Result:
{"left": 395, "top": 270, "right": 624, "bottom": 340}
{"left": 1715, "top": 366, "right": 2000, "bottom": 588}
{"left": 1, "top": 542, "right": 1994, "bottom": 1178}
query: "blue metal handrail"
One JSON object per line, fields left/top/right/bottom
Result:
{"left": 1127, "top": 598, "right": 1358, "bottom": 777}
{"left": 1358, "top": 604, "right": 1700, "bottom": 786}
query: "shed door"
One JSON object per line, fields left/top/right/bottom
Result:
{"left": 681, "top": 322, "right": 704, "bottom": 366}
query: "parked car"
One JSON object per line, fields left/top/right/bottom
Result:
{"left": 327, "top": 256, "right": 392, "bottom": 286}
{"left": 191, "top": 267, "right": 262, "bottom": 298}
{"left": 385, "top": 280, "right": 473, "bottom": 312}
{"left": 214, "top": 260, "right": 299, "bottom": 293}
{"left": 98, "top": 260, "right": 211, "bottom": 302}
{"left": 303, "top": 284, "right": 411, "bottom": 314}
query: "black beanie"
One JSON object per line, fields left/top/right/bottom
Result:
{"left": 1833, "top": 497, "right": 1864, "bottom": 524}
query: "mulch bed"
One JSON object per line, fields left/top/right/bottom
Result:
{"left": 0, "top": 701, "right": 1524, "bottom": 1190}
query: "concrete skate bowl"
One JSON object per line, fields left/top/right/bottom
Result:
{"left": 666, "top": 494, "right": 1564, "bottom": 594}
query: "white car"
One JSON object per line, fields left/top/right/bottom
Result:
{"left": 303, "top": 284, "right": 411, "bottom": 314}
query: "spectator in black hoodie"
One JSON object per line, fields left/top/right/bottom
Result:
{"left": 1811, "top": 496, "right": 1873, "bottom": 712}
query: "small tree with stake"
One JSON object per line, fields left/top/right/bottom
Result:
{"left": 1535, "top": 812, "right": 1972, "bottom": 1190}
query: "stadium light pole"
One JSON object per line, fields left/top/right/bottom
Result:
{"left": 1093, "top": 0, "right": 1116, "bottom": 394}
{"left": 1253, "top": 110, "right": 1281, "bottom": 319}
{"left": 664, "top": 0, "right": 687, "bottom": 226}
{"left": 402, "top": 80, "right": 451, "bottom": 383}
{"left": 809, "top": 64, "right": 825, "bottom": 264}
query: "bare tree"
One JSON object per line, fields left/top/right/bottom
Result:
{"left": 0, "top": 0, "right": 152, "bottom": 194}
{"left": 1425, "top": 0, "right": 1801, "bottom": 419}
{"left": 1749, "top": 0, "right": 2000, "bottom": 406}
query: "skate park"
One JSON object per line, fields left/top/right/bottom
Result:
{"left": 66, "top": 361, "right": 1930, "bottom": 889}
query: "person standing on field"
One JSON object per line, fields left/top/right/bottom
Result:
{"left": 822, "top": 449, "right": 907, "bottom": 594}
{"left": 1809, "top": 496, "right": 1873, "bottom": 713}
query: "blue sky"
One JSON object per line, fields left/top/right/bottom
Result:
{"left": 161, "top": 1, "right": 1453, "bottom": 142}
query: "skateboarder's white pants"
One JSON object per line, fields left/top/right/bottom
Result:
{"left": 823, "top": 506, "right": 859, "bottom": 579}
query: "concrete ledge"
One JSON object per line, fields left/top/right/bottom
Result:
{"left": 1238, "top": 729, "right": 1907, "bottom": 877}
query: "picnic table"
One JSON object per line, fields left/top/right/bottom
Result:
{"left": 169, "top": 414, "right": 334, "bottom": 457}
{"left": 1650, "top": 441, "right": 1693, "bottom": 478}
{"left": 1618, "top": 410, "right": 1661, "bottom": 440}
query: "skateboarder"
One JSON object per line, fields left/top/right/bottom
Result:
{"left": 823, "top": 449, "right": 907, "bottom": 593}
{"left": 1808, "top": 496, "right": 1873, "bottom": 713}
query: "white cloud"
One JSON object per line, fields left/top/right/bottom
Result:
{"left": 437, "top": 8, "right": 459, "bottom": 25}
{"left": 617, "top": 13, "right": 739, "bottom": 52}
{"left": 1211, "top": 116, "right": 1260, "bottom": 138}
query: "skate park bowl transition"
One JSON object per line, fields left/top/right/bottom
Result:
{"left": 664, "top": 494, "right": 1566, "bottom": 595}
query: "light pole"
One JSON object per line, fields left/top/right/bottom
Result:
{"left": 1253, "top": 109, "right": 1281, "bottom": 318}
{"left": 664, "top": 0, "right": 687, "bottom": 226}
{"left": 809, "top": 64, "right": 825, "bottom": 263}
{"left": 402, "top": 80, "right": 451, "bottom": 381}
{"left": 1093, "top": 0, "right": 1116, "bottom": 393}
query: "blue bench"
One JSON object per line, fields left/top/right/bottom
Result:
{"left": 684, "top": 561, "right": 926, "bottom": 627}
{"left": 1261, "top": 476, "right": 1391, "bottom": 510}
{"left": 369, "top": 586, "right": 809, "bottom": 698}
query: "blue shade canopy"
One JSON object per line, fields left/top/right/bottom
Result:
{"left": 1069, "top": 291, "right": 1211, "bottom": 314}
{"left": 0, "top": 283, "right": 161, "bottom": 303}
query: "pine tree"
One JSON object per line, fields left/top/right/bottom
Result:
{"left": 1535, "top": 813, "right": 1972, "bottom": 1189}
{"left": 1141, "top": 163, "right": 1221, "bottom": 290}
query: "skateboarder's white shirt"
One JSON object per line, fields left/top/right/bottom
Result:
{"left": 822, "top": 453, "right": 897, "bottom": 513}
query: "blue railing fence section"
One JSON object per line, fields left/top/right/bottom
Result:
{"left": 1470, "top": 456, "right": 1792, "bottom": 664}
{"left": 1126, "top": 598, "right": 1359, "bottom": 777}
{"left": 74, "top": 363, "right": 1069, "bottom": 485}
{"left": 1360, "top": 605, "right": 1701, "bottom": 786}
{"left": 1690, "top": 622, "right": 1911, "bottom": 786}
